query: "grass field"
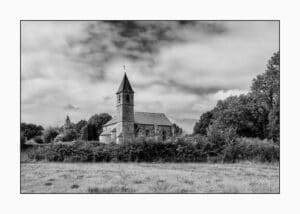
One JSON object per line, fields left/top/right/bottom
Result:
{"left": 21, "top": 162, "right": 279, "bottom": 193}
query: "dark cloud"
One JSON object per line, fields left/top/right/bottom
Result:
{"left": 66, "top": 21, "right": 228, "bottom": 70}
{"left": 134, "top": 79, "right": 229, "bottom": 96}
{"left": 62, "top": 21, "right": 229, "bottom": 83}
{"left": 166, "top": 79, "right": 230, "bottom": 96}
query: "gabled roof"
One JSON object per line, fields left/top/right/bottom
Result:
{"left": 134, "top": 112, "right": 172, "bottom": 126}
{"left": 103, "top": 112, "right": 173, "bottom": 127}
{"left": 116, "top": 73, "right": 134, "bottom": 94}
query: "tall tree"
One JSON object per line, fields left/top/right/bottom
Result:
{"left": 74, "top": 120, "right": 88, "bottom": 133}
{"left": 88, "top": 113, "right": 112, "bottom": 137}
{"left": 213, "top": 94, "right": 268, "bottom": 139}
{"left": 251, "top": 51, "right": 280, "bottom": 141}
{"left": 80, "top": 123, "right": 98, "bottom": 141}
{"left": 251, "top": 51, "right": 280, "bottom": 111}
{"left": 79, "top": 113, "right": 112, "bottom": 141}
{"left": 193, "top": 51, "right": 279, "bottom": 142}
{"left": 193, "top": 111, "right": 213, "bottom": 135}
{"left": 43, "top": 127, "right": 59, "bottom": 144}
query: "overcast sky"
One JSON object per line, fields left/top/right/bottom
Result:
{"left": 21, "top": 21, "right": 279, "bottom": 127}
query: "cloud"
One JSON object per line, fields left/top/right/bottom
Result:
{"left": 64, "top": 104, "right": 80, "bottom": 111}
{"left": 21, "top": 21, "right": 279, "bottom": 127}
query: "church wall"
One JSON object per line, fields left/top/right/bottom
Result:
{"left": 156, "top": 125, "right": 173, "bottom": 141}
{"left": 134, "top": 124, "right": 155, "bottom": 138}
{"left": 99, "top": 135, "right": 111, "bottom": 144}
{"left": 134, "top": 124, "right": 172, "bottom": 141}
{"left": 100, "top": 124, "right": 117, "bottom": 144}
{"left": 116, "top": 122, "right": 134, "bottom": 144}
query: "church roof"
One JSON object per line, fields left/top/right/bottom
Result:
{"left": 116, "top": 73, "right": 134, "bottom": 94}
{"left": 103, "top": 112, "right": 172, "bottom": 127}
{"left": 134, "top": 112, "right": 172, "bottom": 126}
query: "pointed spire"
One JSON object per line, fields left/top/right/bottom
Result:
{"left": 117, "top": 72, "right": 134, "bottom": 94}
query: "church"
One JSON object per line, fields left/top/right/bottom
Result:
{"left": 100, "top": 73, "right": 174, "bottom": 144}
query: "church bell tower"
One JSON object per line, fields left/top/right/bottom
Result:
{"left": 116, "top": 73, "right": 134, "bottom": 143}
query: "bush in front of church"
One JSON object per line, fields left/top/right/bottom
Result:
{"left": 26, "top": 136, "right": 279, "bottom": 163}
{"left": 54, "top": 129, "right": 78, "bottom": 142}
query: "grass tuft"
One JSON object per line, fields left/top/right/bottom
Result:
{"left": 44, "top": 182, "right": 52, "bottom": 186}
{"left": 71, "top": 184, "right": 79, "bottom": 189}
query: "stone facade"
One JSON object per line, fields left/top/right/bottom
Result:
{"left": 100, "top": 73, "right": 173, "bottom": 144}
{"left": 134, "top": 124, "right": 172, "bottom": 141}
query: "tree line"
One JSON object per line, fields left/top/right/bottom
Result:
{"left": 21, "top": 113, "right": 112, "bottom": 148}
{"left": 21, "top": 113, "right": 183, "bottom": 148}
{"left": 193, "top": 51, "right": 280, "bottom": 143}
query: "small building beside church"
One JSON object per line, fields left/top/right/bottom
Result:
{"left": 100, "top": 73, "right": 173, "bottom": 144}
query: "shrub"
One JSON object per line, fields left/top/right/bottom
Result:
{"left": 26, "top": 136, "right": 279, "bottom": 163}
{"left": 21, "top": 123, "right": 44, "bottom": 140}
{"left": 20, "top": 132, "right": 26, "bottom": 150}
{"left": 222, "top": 137, "right": 279, "bottom": 163}
{"left": 43, "top": 127, "right": 59, "bottom": 144}
{"left": 54, "top": 129, "right": 77, "bottom": 142}
{"left": 54, "top": 134, "right": 64, "bottom": 142}
{"left": 206, "top": 121, "right": 237, "bottom": 156}
{"left": 193, "top": 111, "right": 213, "bottom": 135}
{"left": 27, "top": 138, "right": 208, "bottom": 163}
{"left": 80, "top": 124, "right": 98, "bottom": 141}
{"left": 33, "top": 136, "right": 44, "bottom": 144}
{"left": 87, "top": 113, "right": 112, "bottom": 138}
{"left": 62, "top": 129, "right": 78, "bottom": 141}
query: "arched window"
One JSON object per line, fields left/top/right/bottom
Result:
{"left": 118, "top": 94, "right": 121, "bottom": 103}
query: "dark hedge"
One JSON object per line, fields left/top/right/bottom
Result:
{"left": 26, "top": 137, "right": 279, "bottom": 163}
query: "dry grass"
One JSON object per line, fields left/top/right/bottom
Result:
{"left": 21, "top": 162, "right": 279, "bottom": 193}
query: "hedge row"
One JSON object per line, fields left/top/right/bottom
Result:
{"left": 26, "top": 137, "right": 279, "bottom": 163}
{"left": 223, "top": 138, "right": 279, "bottom": 162}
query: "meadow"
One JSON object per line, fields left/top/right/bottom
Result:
{"left": 21, "top": 162, "right": 279, "bottom": 193}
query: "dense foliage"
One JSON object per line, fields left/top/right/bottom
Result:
{"left": 223, "top": 138, "right": 279, "bottom": 163}
{"left": 74, "top": 120, "right": 87, "bottom": 133}
{"left": 193, "top": 51, "right": 280, "bottom": 142}
{"left": 33, "top": 136, "right": 44, "bottom": 144}
{"left": 43, "top": 127, "right": 59, "bottom": 144}
{"left": 80, "top": 113, "right": 112, "bottom": 140}
{"left": 80, "top": 123, "right": 99, "bottom": 141}
{"left": 20, "top": 123, "right": 44, "bottom": 140}
{"left": 88, "top": 113, "right": 112, "bottom": 136}
{"left": 172, "top": 123, "right": 183, "bottom": 136}
{"left": 26, "top": 136, "right": 278, "bottom": 163}
{"left": 20, "top": 132, "right": 26, "bottom": 149}
{"left": 193, "top": 111, "right": 213, "bottom": 135}
{"left": 21, "top": 113, "right": 113, "bottom": 148}
{"left": 54, "top": 129, "right": 78, "bottom": 142}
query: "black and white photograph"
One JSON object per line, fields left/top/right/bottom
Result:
{"left": 20, "top": 20, "right": 279, "bottom": 194}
